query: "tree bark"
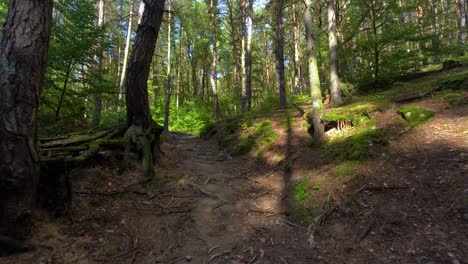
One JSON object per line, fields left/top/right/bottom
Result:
{"left": 304, "top": 0, "right": 325, "bottom": 142}
{"left": 240, "top": 0, "right": 247, "bottom": 113}
{"left": 0, "top": 0, "right": 53, "bottom": 240}
{"left": 245, "top": 0, "right": 253, "bottom": 111}
{"left": 327, "top": 0, "right": 342, "bottom": 107}
{"left": 92, "top": 0, "right": 105, "bottom": 127}
{"left": 292, "top": 1, "right": 302, "bottom": 94}
{"left": 164, "top": 0, "right": 172, "bottom": 131}
{"left": 118, "top": 0, "right": 135, "bottom": 115}
{"left": 458, "top": 0, "right": 467, "bottom": 44}
{"left": 210, "top": 0, "right": 221, "bottom": 122}
{"left": 275, "top": 0, "right": 287, "bottom": 108}
{"left": 125, "top": 0, "right": 165, "bottom": 179}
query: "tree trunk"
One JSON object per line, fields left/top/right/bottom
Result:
{"left": 245, "top": 0, "right": 253, "bottom": 111}
{"left": 125, "top": 0, "right": 165, "bottom": 179}
{"left": 240, "top": 0, "right": 247, "bottom": 114}
{"left": 210, "top": 0, "right": 221, "bottom": 122}
{"left": 328, "top": 0, "right": 342, "bottom": 107}
{"left": 304, "top": 0, "right": 325, "bottom": 142}
{"left": 118, "top": 0, "right": 135, "bottom": 115}
{"left": 92, "top": 0, "right": 105, "bottom": 127}
{"left": 0, "top": 0, "right": 53, "bottom": 240}
{"left": 263, "top": 28, "right": 271, "bottom": 91}
{"left": 292, "top": 1, "right": 302, "bottom": 94}
{"left": 458, "top": 0, "right": 467, "bottom": 44}
{"left": 164, "top": 0, "right": 172, "bottom": 131}
{"left": 275, "top": 0, "right": 287, "bottom": 108}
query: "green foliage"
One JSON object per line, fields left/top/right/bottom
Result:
{"left": 325, "top": 127, "right": 388, "bottom": 161}
{"left": 336, "top": 161, "right": 359, "bottom": 178}
{"left": 435, "top": 90, "right": 466, "bottom": 105}
{"left": 253, "top": 120, "right": 278, "bottom": 145}
{"left": 397, "top": 106, "right": 435, "bottom": 126}
{"left": 293, "top": 180, "right": 312, "bottom": 205}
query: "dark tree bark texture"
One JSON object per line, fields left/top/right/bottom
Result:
{"left": 126, "top": 0, "right": 165, "bottom": 130}
{"left": 275, "top": 0, "right": 287, "bottom": 109}
{"left": 0, "top": 0, "right": 53, "bottom": 240}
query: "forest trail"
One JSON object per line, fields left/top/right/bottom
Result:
{"left": 1, "top": 69, "right": 467, "bottom": 264}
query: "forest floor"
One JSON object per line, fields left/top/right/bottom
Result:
{"left": 1, "top": 67, "right": 467, "bottom": 264}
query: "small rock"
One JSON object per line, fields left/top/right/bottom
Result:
{"left": 185, "top": 256, "right": 192, "bottom": 262}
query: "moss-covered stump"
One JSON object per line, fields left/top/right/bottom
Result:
{"left": 397, "top": 106, "right": 435, "bottom": 126}
{"left": 123, "top": 122, "right": 163, "bottom": 180}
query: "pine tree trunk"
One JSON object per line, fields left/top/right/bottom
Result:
{"left": 210, "top": 0, "right": 221, "bottom": 122}
{"left": 328, "top": 0, "right": 342, "bottom": 107}
{"left": 118, "top": 0, "right": 135, "bottom": 115}
{"left": 275, "top": 0, "right": 287, "bottom": 108}
{"left": 292, "top": 2, "right": 302, "bottom": 94}
{"left": 245, "top": 0, "right": 253, "bottom": 111}
{"left": 125, "top": 0, "right": 165, "bottom": 179}
{"left": 92, "top": 0, "right": 105, "bottom": 127}
{"left": 304, "top": 0, "right": 325, "bottom": 142}
{"left": 0, "top": 0, "right": 53, "bottom": 240}
{"left": 164, "top": 0, "right": 172, "bottom": 131}
{"left": 240, "top": 0, "right": 247, "bottom": 114}
{"left": 458, "top": 0, "right": 467, "bottom": 44}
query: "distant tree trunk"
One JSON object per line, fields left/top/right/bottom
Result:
{"left": 92, "top": 0, "right": 105, "bottom": 127}
{"left": 125, "top": 0, "right": 165, "bottom": 178}
{"left": 328, "top": 0, "right": 342, "bottom": 107}
{"left": 245, "top": 0, "right": 253, "bottom": 111}
{"left": 275, "top": 0, "right": 287, "bottom": 108}
{"left": 0, "top": 0, "right": 53, "bottom": 240}
{"left": 164, "top": 0, "right": 172, "bottom": 131}
{"left": 55, "top": 59, "right": 75, "bottom": 120}
{"left": 292, "top": 1, "right": 302, "bottom": 94}
{"left": 176, "top": 26, "right": 182, "bottom": 113}
{"left": 240, "top": 0, "right": 247, "bottom": 113}
{"left": 458, "top": 0, "right": 467, "bottom": 44}
{"left": 369, "top": 1, "right": 379, "bottom": 88}
{"left": 263, "top": 28, "right": 272, "bottom": 91}
{"left": 304, "top": 0, "right": 325, "bottom": 142}
{"left": 210, "top": 0, "right": 221, "bottom": 122}
{"left": 226, "top": 0, "right": 242, "bottom": 109}
{"left": 118, "top": 0, "right": 135, "bottom": 115}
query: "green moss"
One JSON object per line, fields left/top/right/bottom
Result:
{"left": 253, "top": 119, "right": 278, "bottom": 145}
{"left": 438, "top": 71, "right": 468, "bottom": 86}
{"left": 435, "top": 90, "right": 466, "bottom": 105}
{"left": 325, "top": 127, "right": 388, "bottom": 161}
{"left": 256, "top": 149, "right": 265, "bottom": 159}
{"left": 232, "top": 136, "right": 255, "bottom": 156}
{"left": 336, "top": 161, "right": 359, "bottom": 178}
{"left": 293, "top": 180, "right": 312, "bottom": 205}
{"left": 397, "top": 106, "right": 435, "bottom": 126}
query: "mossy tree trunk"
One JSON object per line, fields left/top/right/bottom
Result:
{"left": 328, "top": 0, "right": 342, "bottom": 107}
{"left": 125, "top": 0, "right": 165, "bottom": 179}
{"left": 304, "top": 0, "right": 326, "bottom": 142}
{"left": 0, "top": 0, "right": 53, "bottom": 240}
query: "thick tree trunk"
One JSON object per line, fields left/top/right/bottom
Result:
{"left": 125, "top": 0, "right": 165, "bottom": 178}
{"left": 304, "top": 0, "right": 325, "bottom": 142}
{"left": 210, "top": 0, "right": 221, "bottom": 122}
{"left": 118, "top": 0, "right": 135, "bottom": 115}
{"left": 328, "top": 0, "right": 342, "bottom": 107}
{"left": 275, "top": 0, "right": 287, "bottom": 108}
{"left": 245, "top": 0, "right": 253, "bottom": 111}
{"left": 0, "top": 0, "right": 53, "bottom": 240}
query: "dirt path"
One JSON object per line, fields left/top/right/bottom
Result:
{"left": 1, "top": 93, "right": 467, "bottom": 264}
